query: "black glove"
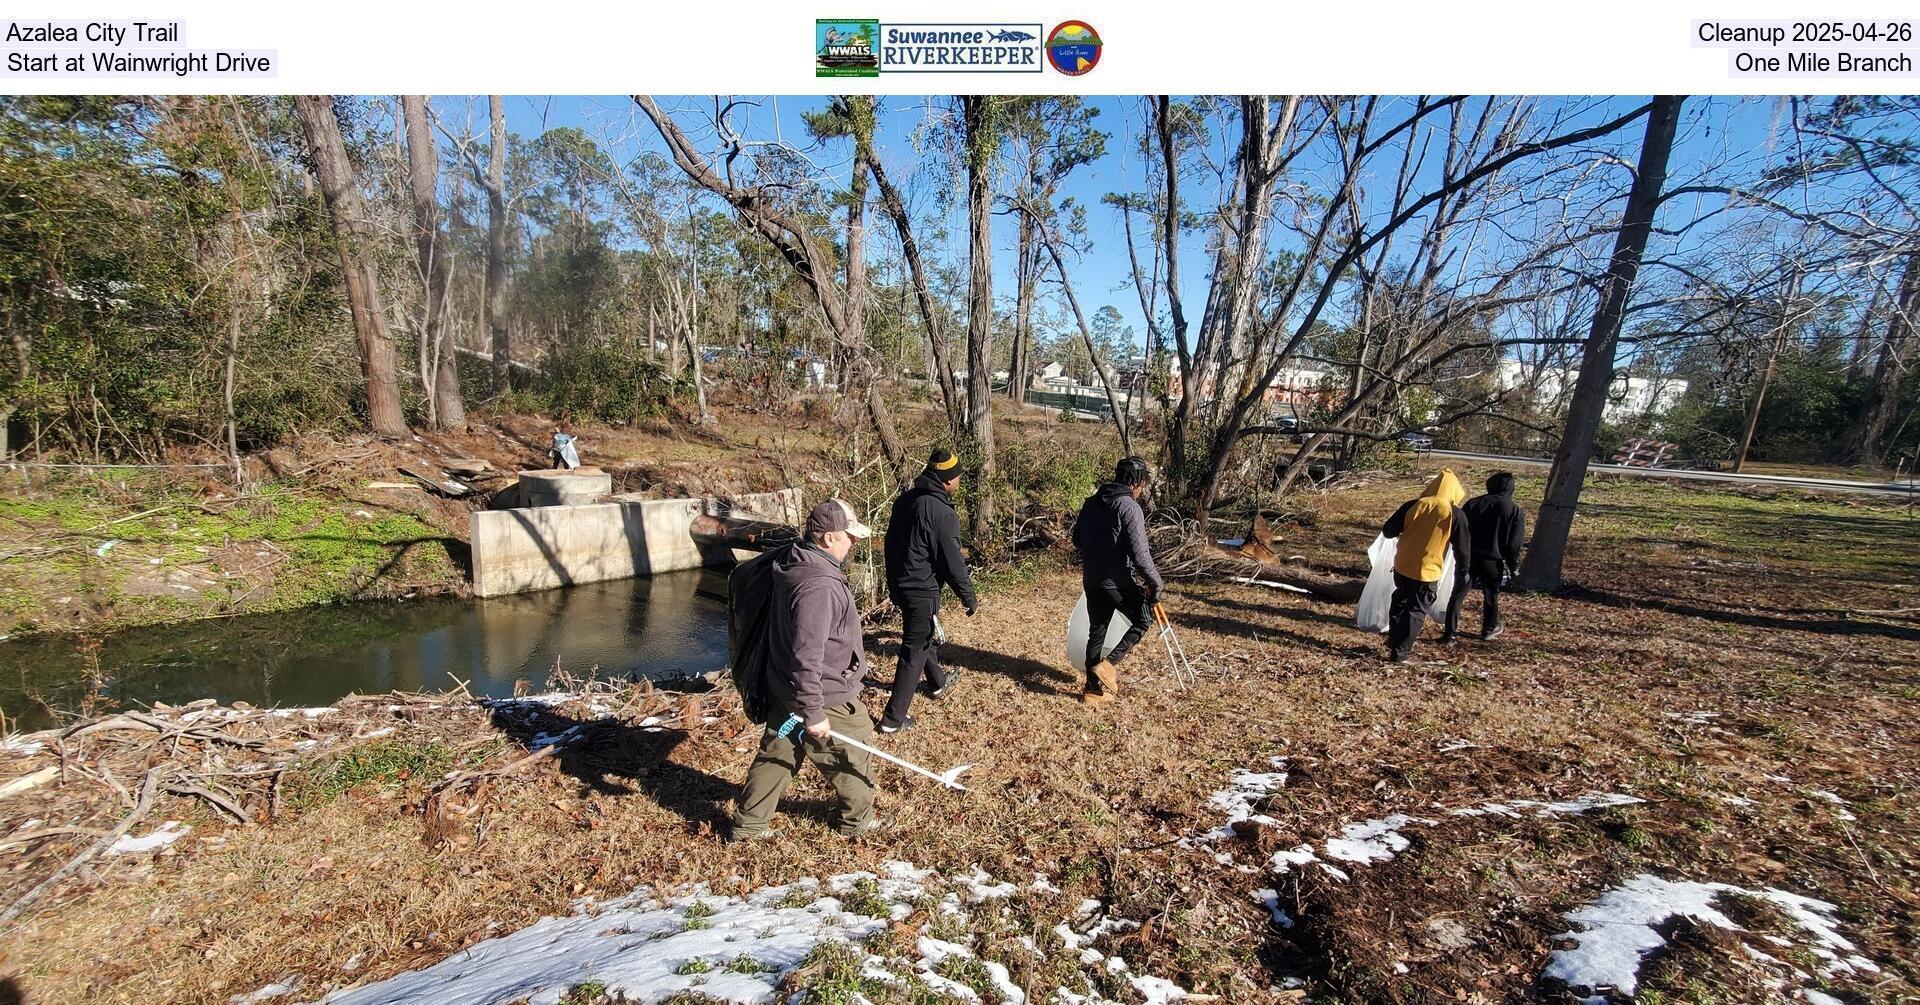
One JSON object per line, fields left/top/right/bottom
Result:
{"left": 964, "top": 603, "right": 977, "bottom": 617}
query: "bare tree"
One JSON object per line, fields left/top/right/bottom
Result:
{"left": 485, "top": 97, "right": 511, "bottom": 393}
{"left": 401, "top": 96, "right": 467, "bottom": 432}
{"left": 1029, "top": 211, "right": 1132, "bottom": 453}
{"left": 1846, "top": 252, "right": 1919, "bottom": 466}
{"left": 292, "top": 95, "right": 407, "bottom": 437}
{"left": 1518, "top": 96, "right": 1686, "bottom": 591}
{"left": 633, "top": 96, "right": 909, "bottom": 478}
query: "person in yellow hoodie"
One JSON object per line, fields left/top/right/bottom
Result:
{"left": 1379, "top": 469, "right": 1471, "bottom": 662}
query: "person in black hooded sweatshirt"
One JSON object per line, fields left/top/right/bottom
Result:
{"left": 1072, "top": 456, "right": 1165, "bottom": 703}
{"left": 880, "top": 448, "right": 978, "bottom": 733}
{"left": 1443, "top": 471, "right": 1526, "bottom": 641}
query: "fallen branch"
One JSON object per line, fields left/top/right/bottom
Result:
{"left": 0, "top": 767, "right": 159, "bottom": 925}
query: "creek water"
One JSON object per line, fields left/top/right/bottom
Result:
{"left": 0, "top": 570, "right": 732, "bottom": 732}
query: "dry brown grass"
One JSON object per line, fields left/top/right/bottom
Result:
{"left": 0, "top": 463, "right": 1915, "bottom": 1003}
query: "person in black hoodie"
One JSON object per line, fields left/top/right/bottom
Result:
{"left": 880, "top": 448, "right": 978, "bottom": 732}
{"left": 1443, "top": 471, "right": 1526, "bottom": 641}
{"left": 1072, "top": 456, "right": 1165, "bottom": 704}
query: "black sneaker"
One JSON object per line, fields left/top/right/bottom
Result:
{"left": 925, "top": 670, "right": 962, "bottom": 700}
{"left": 1482, "top": 624, "right": 1506, "bottom": 641}
{"left": 1386, "top": 651, "right": 1413, "bottom": 664}
{"left": 726, "top": 825, "right": 780, "bottom": 845}
{"left": 878, "top": 716, "right": 916, "bottom": 734}
{"left": 1437, "top": 633, "right": 1460, "bottom": 646}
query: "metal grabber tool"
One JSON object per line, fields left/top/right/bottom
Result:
{"left": 1153, "top": 603, "right": 1196, "bottom": 687}
{"left": 775, "top": 714, "right": 971, "bottom": 791}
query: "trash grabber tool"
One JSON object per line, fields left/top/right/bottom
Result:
{"left": 1153, "top": 603, "right": 1196, "bottom": 686}
{"left": 775, "top": 714, "right": 971, "bottom": 791}
{"left": 932, "top": 615, "right": 948, "bottom": 645}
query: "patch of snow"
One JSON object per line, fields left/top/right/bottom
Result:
{"left": 94, "top": 539, "right": 119, "bottom": 557}
{"left": 359, "top": 727, "right": 395, "bottom": 739}
{"left": 1435, "top": 738, "right": 1481, "bottom": 753}
{"left": 1450, "top": 792, "right": 1644, "bottom": 819}
{"left": 1801, "top": 991, "right": 1844, "bottom": 1005}
{"left": 1542, "top": 874, "right": 1881, "bottom": 1003}
{"left": 1322, "top": 814, "right": 1434, "bottom": 865}
{"left": 954, "top": 864, "right": 1018, "bottom": 903}
{"left": 313, "top": 862, "right": 1204, "bottom": 1005}
{"left": 110, "top": 820, "right": 191, "bottom": 855}
{"left": 1197, "top": 757, "right": 1289, "bottom": 840}
{"left": 1807, "top": 790, "right": 1858, "bottom": 821}
{"left": 229, "top": 981, "right": 297, "bottom": 1003}
{"left": 1253, "top": 888, "right": 1292, "bottom": 928}
{"left": 1127, "top": 974, "right": 1193, "bottom": 1003}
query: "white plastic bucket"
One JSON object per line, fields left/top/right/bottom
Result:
{"left": 1066, "top": 592, "right": 1142, "bottom": 672}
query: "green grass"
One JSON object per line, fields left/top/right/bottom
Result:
{"left": 0, "top": 479, "right": 455, "bottom": 636}
{"left": 564, "top": 981, "right": 609, "bottom": 1004}
{"left": 284, "top": 738, "right": 454, "bottom": 810}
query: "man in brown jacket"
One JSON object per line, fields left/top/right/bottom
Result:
{"left": 730, "top": 499, "right": 884, "bottom": 841}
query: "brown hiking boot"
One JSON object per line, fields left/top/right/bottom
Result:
{"left": 1090, "top": 660, "right": 1119, "bottom": 699}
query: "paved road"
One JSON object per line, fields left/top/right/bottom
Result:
{"left": 1427, "top": 449, "right": 1919, "bottom": 498}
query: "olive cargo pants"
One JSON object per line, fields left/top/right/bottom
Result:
{"left": 732, "top": 698, "right": 875, "bottom": 837}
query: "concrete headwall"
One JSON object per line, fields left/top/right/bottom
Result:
{"left": 470, "top": 488, "right": 803, "bottom": 598}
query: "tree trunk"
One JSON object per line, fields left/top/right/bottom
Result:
{"left": 847, "top": 140, "right": 869, "bottom": 399}
{"left": 401, "top": 95, "right": 467, "bottom": 432}
{"left": 962, "top": 96, "right": 998, "bottom": 545}
{"left": 1011, "top": 201, "right": 1035, "bottom": 404}
{"left": 1733, "top": 268, "right": 1800, "bottom": 473}
{"left": 485, "top": 96, "right": 511, "bottom": 394}
{"left": 867, "top": 154, "right": 963, "bottom": 434}
{"left": 1517, "top": 96, "right": 1685, "bottom": 592}
{"left": 293, "top": 95, "right": 407, "bottom": 437}
{"left": 1844, "top": 252, "right": 1919, "bottom": 468}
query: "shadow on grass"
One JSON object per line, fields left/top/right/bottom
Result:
{"left": 937, "top": 642, "right": 1080, "bottom": 697}
{"left": 485, "top": 703, "right": 738, "bottom": 836}
{"left": 1562, "top": 584, "right": 1920, "bottom": 644}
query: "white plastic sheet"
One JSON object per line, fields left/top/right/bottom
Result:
{"left": 1354, "top": 534, "right": 1456, "bottom": 632}
{"left": 1065, "top": 593, "right": 1139, "bottom": 672}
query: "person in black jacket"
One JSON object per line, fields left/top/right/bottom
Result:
{"left": 1443, "top": 471, "right": 1526, "bottom": 641}
{"left": 1072, "top": 456, "right": 1165, "bottom": 704}
{"left": 879, "top": 448, "right": 978, "bottom": 732}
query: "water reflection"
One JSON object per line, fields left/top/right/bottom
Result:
{"left": 0, "top": 570, "right": 732, "bottom": 730}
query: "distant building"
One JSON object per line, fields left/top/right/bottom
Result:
{"left": 1167, "top": 362, "right": 1335, "bottom": 409}
{"left": 1496, "top": 361, "right": 1686, "bottom": 423}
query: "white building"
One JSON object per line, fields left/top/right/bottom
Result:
{"left": 1496, "top": 361, "right": 1686, "bottom": 423}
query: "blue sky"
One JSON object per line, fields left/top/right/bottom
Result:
{"left": 422, "top": 95, "right": 1801, "bottom": 356}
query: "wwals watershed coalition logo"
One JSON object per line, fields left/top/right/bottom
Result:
{"left": 817, "top": 18, "right": 1096, "bottom": 75}
{"left": 816, "top": 19, "right": 880, "bottom": 77}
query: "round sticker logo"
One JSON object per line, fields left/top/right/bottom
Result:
{"left": 1045, "top": 20, "right": 1101, "bottom": 75}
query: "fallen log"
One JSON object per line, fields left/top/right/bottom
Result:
{"left": 1209, "top": 547, "right": 1364, "bottom": 604}
{"left": 1201, "top": 521, "right": 1364, "bottom": 603}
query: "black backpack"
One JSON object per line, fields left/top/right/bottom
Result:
{"left": 727, "top": 544, "right": 792, "bottom": 725}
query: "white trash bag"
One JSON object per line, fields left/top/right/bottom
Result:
{"left": 1354, "top": 534, "right": 1456, "bottom": 633}
{"left": 1066, "top": 593, "right": 1140, "bottom": 673}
